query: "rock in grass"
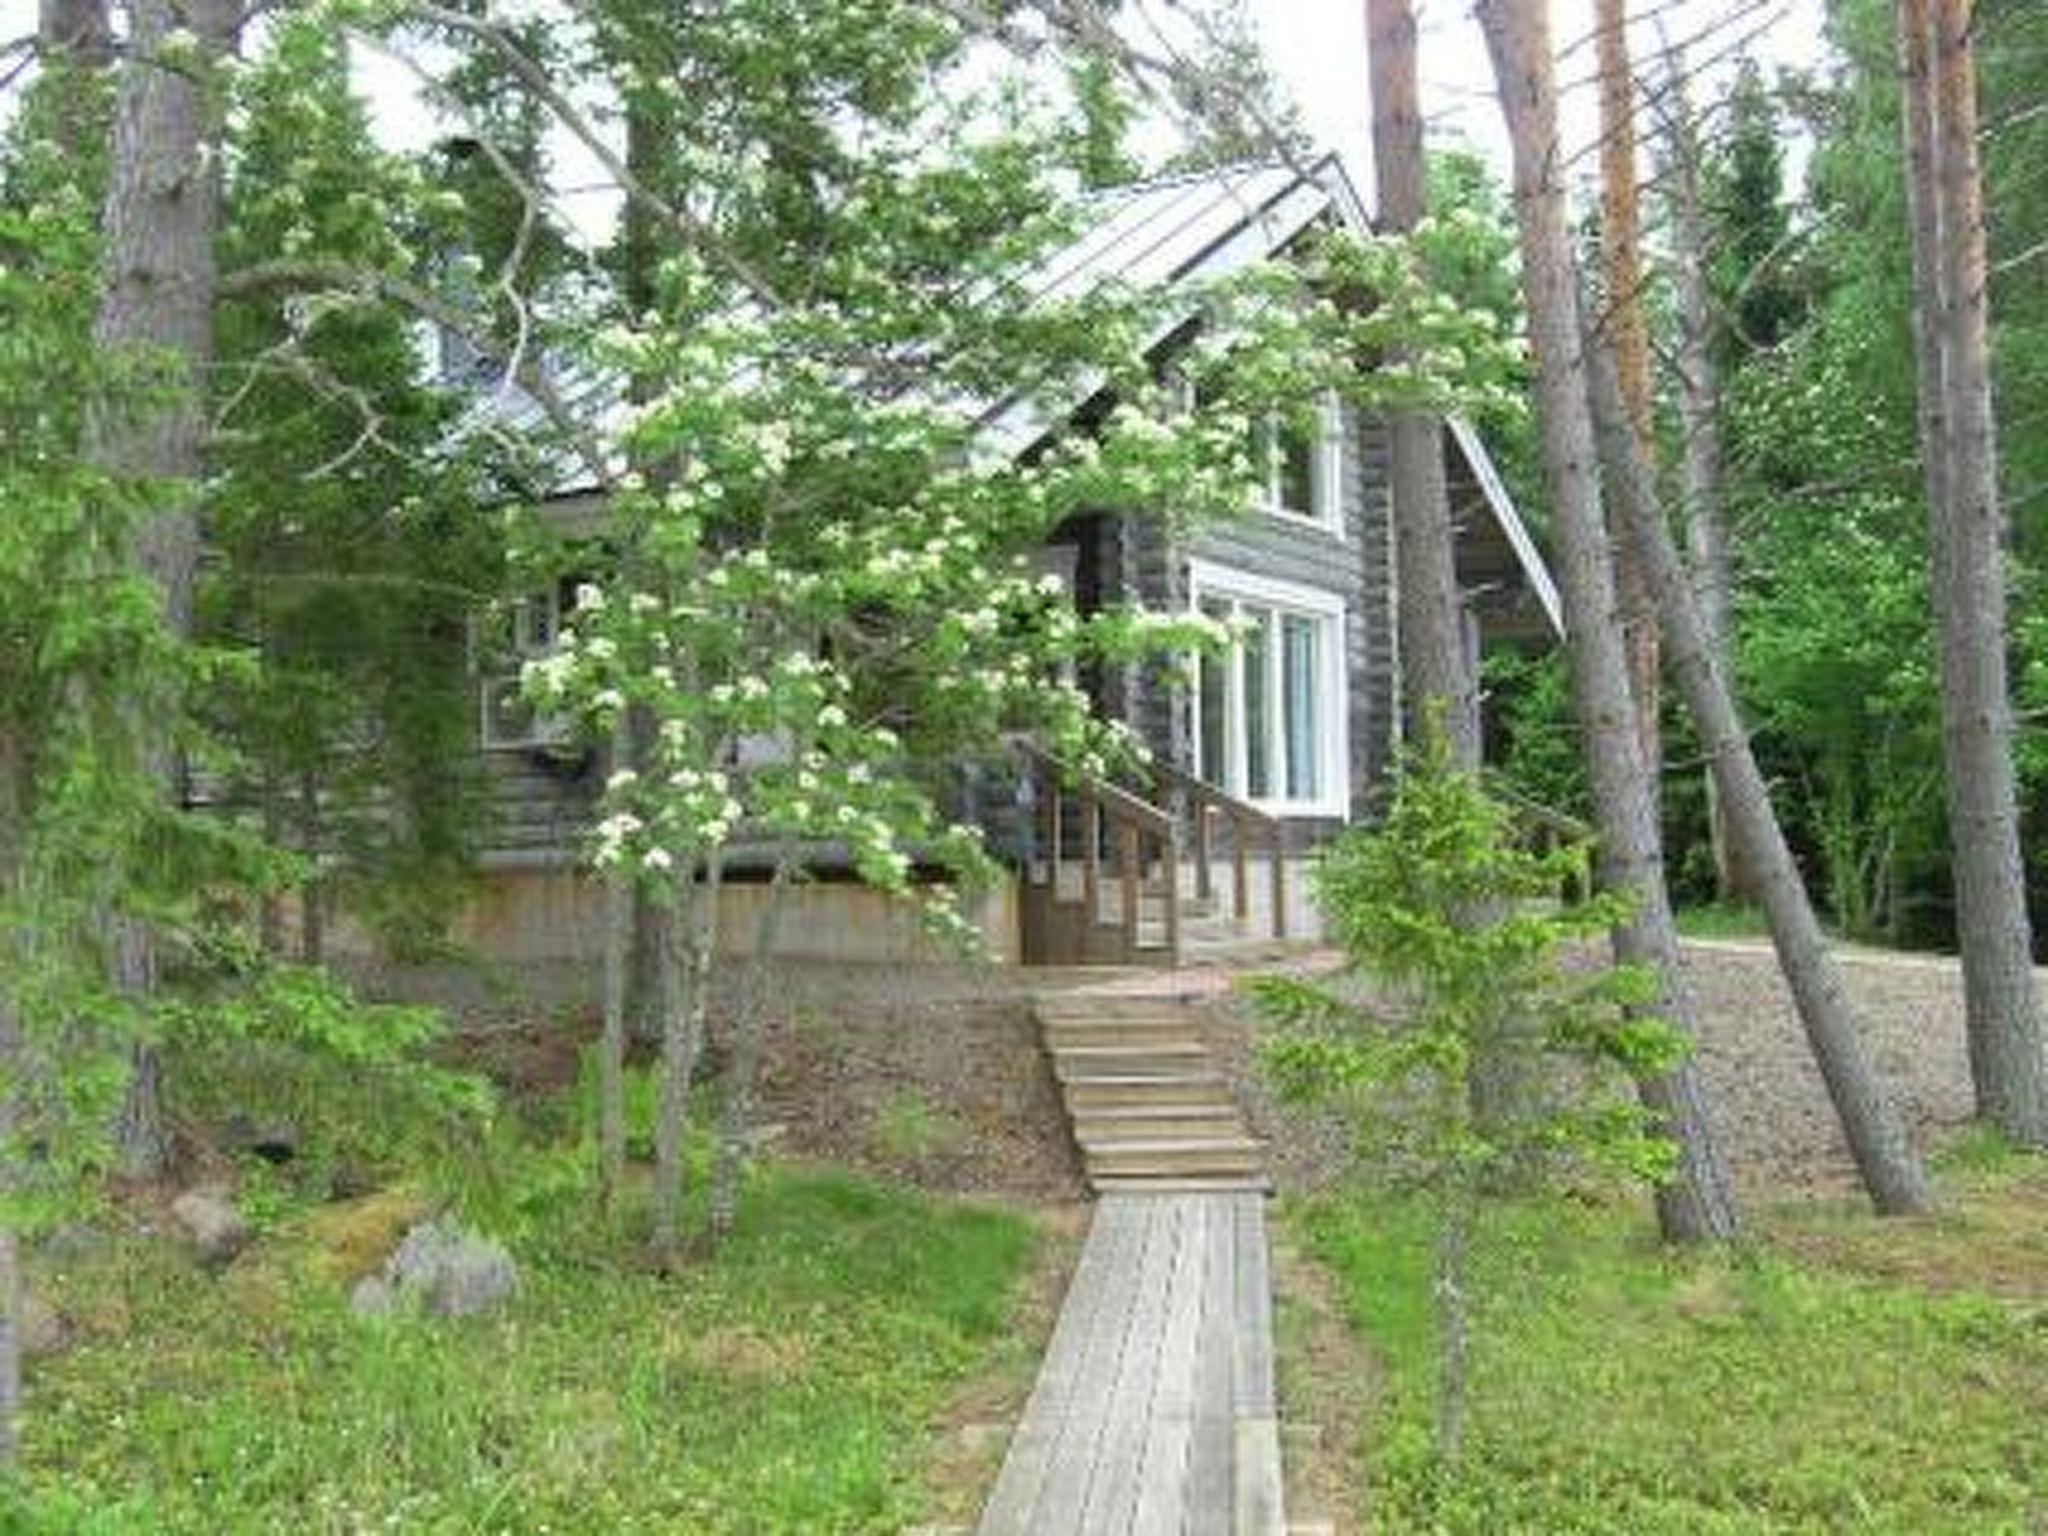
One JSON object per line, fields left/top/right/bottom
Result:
{"left": 350, "top": 1219, "right": 518, "bottom": 1319}
{"left": 223, "top": 1114, "right": 300, "bottom": 1166}
{"left": 170, "top": 1187, "right": 252, "bottom": 1269}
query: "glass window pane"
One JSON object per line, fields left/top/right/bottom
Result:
{"left": 1283, "top": 614, "right": 1320, "bottom": 799}
{"left": 1277, "top": 415, "right": 1315, "bottom": 514}
{"left": 1243, "top": 607, "right": 1271, "bottom": 797}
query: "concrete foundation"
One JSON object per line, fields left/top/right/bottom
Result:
{"left": 338, "top": 864, "right": 1023, "bottom": 969}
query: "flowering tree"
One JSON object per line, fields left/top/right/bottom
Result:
{"left": 495, "top": 52, "right": 1520, "bottom": 1252}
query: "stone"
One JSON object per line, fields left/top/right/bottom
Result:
{"left": 224, "top": 1114, "right": 301, "bottom": 1166}
{"left": 170, "top": 1187, "right": 252, "bottom": 1268}
{"left": 350, "top": 1218, "right": 518, "bottom": 1319}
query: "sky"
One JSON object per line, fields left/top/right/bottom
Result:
{"left": 0, "top": 0, "right": 1836, "bottom": 233}
{"left": 1252, "top": 0, "right": 1832, "bottom": 205}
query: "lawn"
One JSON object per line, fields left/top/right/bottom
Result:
{"left": 1288, "top": 1148, "right": 2048, "bottom": 1534}
{"left": 13, "top": 1159, "right": 1038, "bottom": 1535}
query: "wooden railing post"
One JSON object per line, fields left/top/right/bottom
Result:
{"left": 1232, "top": 813, "right": 1250, "bottom": 930}
{"left": 1193, "top": 802, "right": 1213, "bottom": 903}
{"left": 1119, "top": 822, "right": 1140, "bottom": 950}
{"left": 1269, "top": 824, "right": 1288, "bottom": 940}
{"left": 1163, "top": 828, "right": 1183, "bottom": 965}
{"left": 1045, "top": 762, "right": 1063, "bottom": 888}
{"left": 1081, "top": 789, "right": 1101, "bottom": 922}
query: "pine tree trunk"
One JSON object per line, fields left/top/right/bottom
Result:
{"left": 1593, "top": 0, "right": 1661, "bottom": 781}
{"left": 88, "top": 0, "right": 238, "bottom": 1180}
{"left": 37, "top": 0, "right": 111, "bottom": 150}
{"left": 1476, "top": 0, "right": 1739, "bottom": 1244}
{"left": 298, "top": 770, "right": 325, "bottom": 965}
{"left": 1661, "top": 57, "right": 1743, "bottom": 901}
{"left": 1586, "top": 331, "right": 1935, "bottom": 1214}
{"left": 1368, "top": 0, "right": 1477, "bottom": 766}
{"left": 1898, "top": 0, "right": 2048, "bottom": 1146}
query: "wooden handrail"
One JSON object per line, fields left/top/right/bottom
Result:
{"left": 1014, "top": 739, "right": 1174, "bottom": 837}
{"left": 1480, "top": 771, "right": 1591, "bottom": 843}
{"left": 1151, "top": 761, "right": 1281, "bottom": 831}
{"left": 1012, "top": 737, "right": 1181, "bottom": 965}
{"left": 1150, "top": 762, "right": 1288, "bottom": 940}
{"left": 1479, "top": 771, "right": 1594, "bottom": 903}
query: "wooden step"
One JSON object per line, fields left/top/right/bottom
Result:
{"left": 1089, "top": 1174, "right": 1273, "bottom": 1195}
{"left": 1035, "top": 994, "right": 1204, "bottom": 1023}
{"left": 1050, "top": 1042, "right": 1212, "bottom": 1080}
{"left": 1084, "top": 1136, "right": 1265, "bottom": 1179}
{"left": 1062, "top": 1073, "right": 1234, "bottom": 1111}
{"left": 1043, "top": 1019, "right": 1203, "bottom": 1050}
{"left": 1074, "top": 1108, "right": 1246, "bottom": 1143}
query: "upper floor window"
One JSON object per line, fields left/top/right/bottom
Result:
{"left": 1170, "top": 368, "right": 1344, "bottom": 532}
{"left": 1254, "top": 394, "right": 1341, "bottom": 528}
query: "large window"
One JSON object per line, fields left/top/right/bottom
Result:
{"left": 1189, "top": 562, "right": 1348, "bottom": 816}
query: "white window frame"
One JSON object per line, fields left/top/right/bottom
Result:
{"left": 1257, "top": 392, "right": 1343, "bottom": 533}
{"left": 1188, "top": 559, "right": 1350, "bottom": 819}
{"left": 1168, "top": 374, "right": 1345, "bottom": 534}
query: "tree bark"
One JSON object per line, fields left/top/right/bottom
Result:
{"left": 650, "top": 852, "right": 720, "bottom": 1264}
{"left": 1898, "top": 0, "right": 2048, "bottom": 1146}
{"left": 1475, "top": 0, "right": 1739, "bottom": 1244}
{"left": 598, "top": 865, "right": 628, "bottom": 1207}
{"left": 1368, "top": 0, "right": 1478, "bottom": 766}
{"left": 37, "top": 0, "right": 112, "bottom": 153}
{"left": 649, "top": 880, "right": 694, "bottom": 1262}
{"left": 1659, "top": 53, "right": 1743, "bottom": 901}
{"left": 708, "top": 846, "right": 797, "bottom": 1247}
{"left": 1592, "top": 0, "right": 1661, "bottom": 781}
{"left": 298, "top": 770, "right": 325, "bottom": 965}
{"left": 1586, "top": 329, "right": 1935, "bottom": 1214}
{"left": 88, "top": 0, "right": 240, "bottom": 1181}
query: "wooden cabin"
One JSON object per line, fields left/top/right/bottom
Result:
{"left": 442, "top": 159, "right": 1560, "bottom": 972}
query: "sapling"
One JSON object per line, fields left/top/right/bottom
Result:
{"left": 1255, "top": 728, "right": 1688, "bottom": 1462}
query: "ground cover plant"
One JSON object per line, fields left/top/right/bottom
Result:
{"left": 11, "top": 1150, "right": 1036, "bottom": 1535}
{"left": 1288, "top": 1144, "right": 2048, "bottom": 1534}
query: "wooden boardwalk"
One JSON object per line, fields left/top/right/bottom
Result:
{"left": 976, "top": 1192, "right": 1284, "bottom": 1535}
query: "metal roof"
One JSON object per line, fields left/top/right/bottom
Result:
{"left": 456, "top": 156, "right": 1558, "bottom": 637}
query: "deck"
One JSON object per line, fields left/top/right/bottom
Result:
{"left": 976, "top": 1191, "right": 1285, "bottom": 1535}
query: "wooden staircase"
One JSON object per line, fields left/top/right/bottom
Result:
{"left": 1014, "top": 740, "right": 1306, "bottom": 969}
{"left": 1037, "top": 989, "right": 1270, "bottom": 1194}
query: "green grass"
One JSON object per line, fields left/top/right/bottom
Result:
{"left": 1291, "top": 1164, "right": 2048, "bottom": 1534}
{"left": 14, "top": 1161, "right": 1036, "bottom": 1534}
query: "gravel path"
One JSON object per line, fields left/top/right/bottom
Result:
{"left": 1680, "top": 938, "right": 2003, "bottom": 1191}
{"left": 1206, "top": 940, "right": 2037, "bottom": 1196}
